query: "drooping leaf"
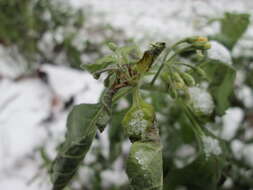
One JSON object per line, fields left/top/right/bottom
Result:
{"left": 200, "top": 60, "right": 236, "bottom": 115}
{"left": 211, "top": 12, "right": 250, "bottom": 50}
{"left": 96, "top": 88, "right": 114, "bottom": 132}
{"left": 126, "top": 141, "right": 163, "bottom": 190}
{"left": 51, "top": 103, "right": 102, "bottom": 190}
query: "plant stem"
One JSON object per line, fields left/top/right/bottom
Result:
{"left": 141, "top": 83, "right": 168, "bottom": 93}
{"left": 150, "top": 51, "right": 177, "bottom": 86}
{"left": 150, "top": 41, "right": 188, "bottom": 86}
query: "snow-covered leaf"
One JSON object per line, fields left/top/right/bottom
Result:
{"left": 126, "top": 142, "right": 163, "bottom": 190}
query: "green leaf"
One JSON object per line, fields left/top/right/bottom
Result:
{"left": 96, "top": 88, "right": 114, "bottom": 132}
{"left": 51, "top": 104, "right": 102, "bottom": 190}
{"left": 126, "top": 142, "right": 163, "bottom": 190}
{"left": 164, "top": 127, "right": 228, "bottom": 190}
{"left": 211, "top": 12, "right": 250, "bottom": 50}
{"left": 116, "top": 45, "right": 142, "bottom": 63}
{"left": 164, "top": 153, "right": 226, "bottom": 190}
{"left": 80, "top": 55, "right": 117, "bottom": 79}
{"left": 200, "top": 60, "right": 236, "bottom": 115}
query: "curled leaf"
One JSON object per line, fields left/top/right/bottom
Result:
{"left": 51, "top": 104, "right": 103, "bottom": 190}
{"left": 96, "top": 88, "right": 115, "bottom": 132}
{"left": 134, "top": 42, "right": 165, "bottom": 73}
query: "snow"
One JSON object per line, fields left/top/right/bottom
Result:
{"left": 128, "top": 110, "right": 149, "bottom": 136}
{"left": 0, "top": 64, "right": 103, "bottom": 189}
{"left": 222, "top": 108, "right": 244, "bottom": 140}
{"left": 40, "top": 64, "right": 103, "bottom": 102}
{"left": 188, "top": 87, "right": 214, "bottom": 115}
{"left": 242, "top": 144, "right": 253, "bottom": 167}
{"left": 174, "top": 145, "right": 196, "bottom": 168}
{"left": 208, "top": 41, "right": 232, "bottom": 64}
{"left": 236, "top": 85, "right": 253, "bottom": 108}
{"left": 101, "top": 167, "right": 128, "bottom": 187}
{"left": 70, "top": 0, "right": 253, "bottom": 45}
{"left": 201, "top": 135, "right": 222, "bottom": 158}
{"left": 231, "top": 140, "right": 253, "bottom": 167}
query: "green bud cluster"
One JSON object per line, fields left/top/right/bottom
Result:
{"left": 179, "top": 72, "right": 195, "bottom": 86}
{"left": 185, "top": 36, "right": 208, "bottom": 43}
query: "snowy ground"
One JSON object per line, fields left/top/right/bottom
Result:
{"left": 0, "top": 0, "right": 253, "bottom": 189}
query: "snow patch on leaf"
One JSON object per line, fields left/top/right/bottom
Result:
{"left": 188, "top": 87, "right": 214, "bottom": 115}
{"left": 128, "top": 110, "right": 148, "bottom": 136}
{"left": 208, "top": 41, "right": 232, "bottom": 64}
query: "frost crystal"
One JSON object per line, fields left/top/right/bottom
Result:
{"left": 188, "top": 87, "right": 214, "bottom": 115}
{"left": 201, "top": 136, "right": 222, "bottom": 158}
{"left": 208, "top": 41, "right": 232, "bottom": 65}
{"left": 129, "top": 110, "right": 148, "bottom": 135}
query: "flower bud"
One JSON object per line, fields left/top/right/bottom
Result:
{"left": 169, "top": 87, "right": 178, "bottom": 99}
{"left": 172, "top": 72, "right": 185, "bottom": 85}
{"left": 192, "top": 41, "right": 211, "bottom": 50}
{"left": 185, "top": 36, "right": 208, "bottom": 43}
{"left": 179, "top": 72, "right": 195, "bottom": 86}
{"left": 196, "top": 67, "right": 207, "bottom": 79}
